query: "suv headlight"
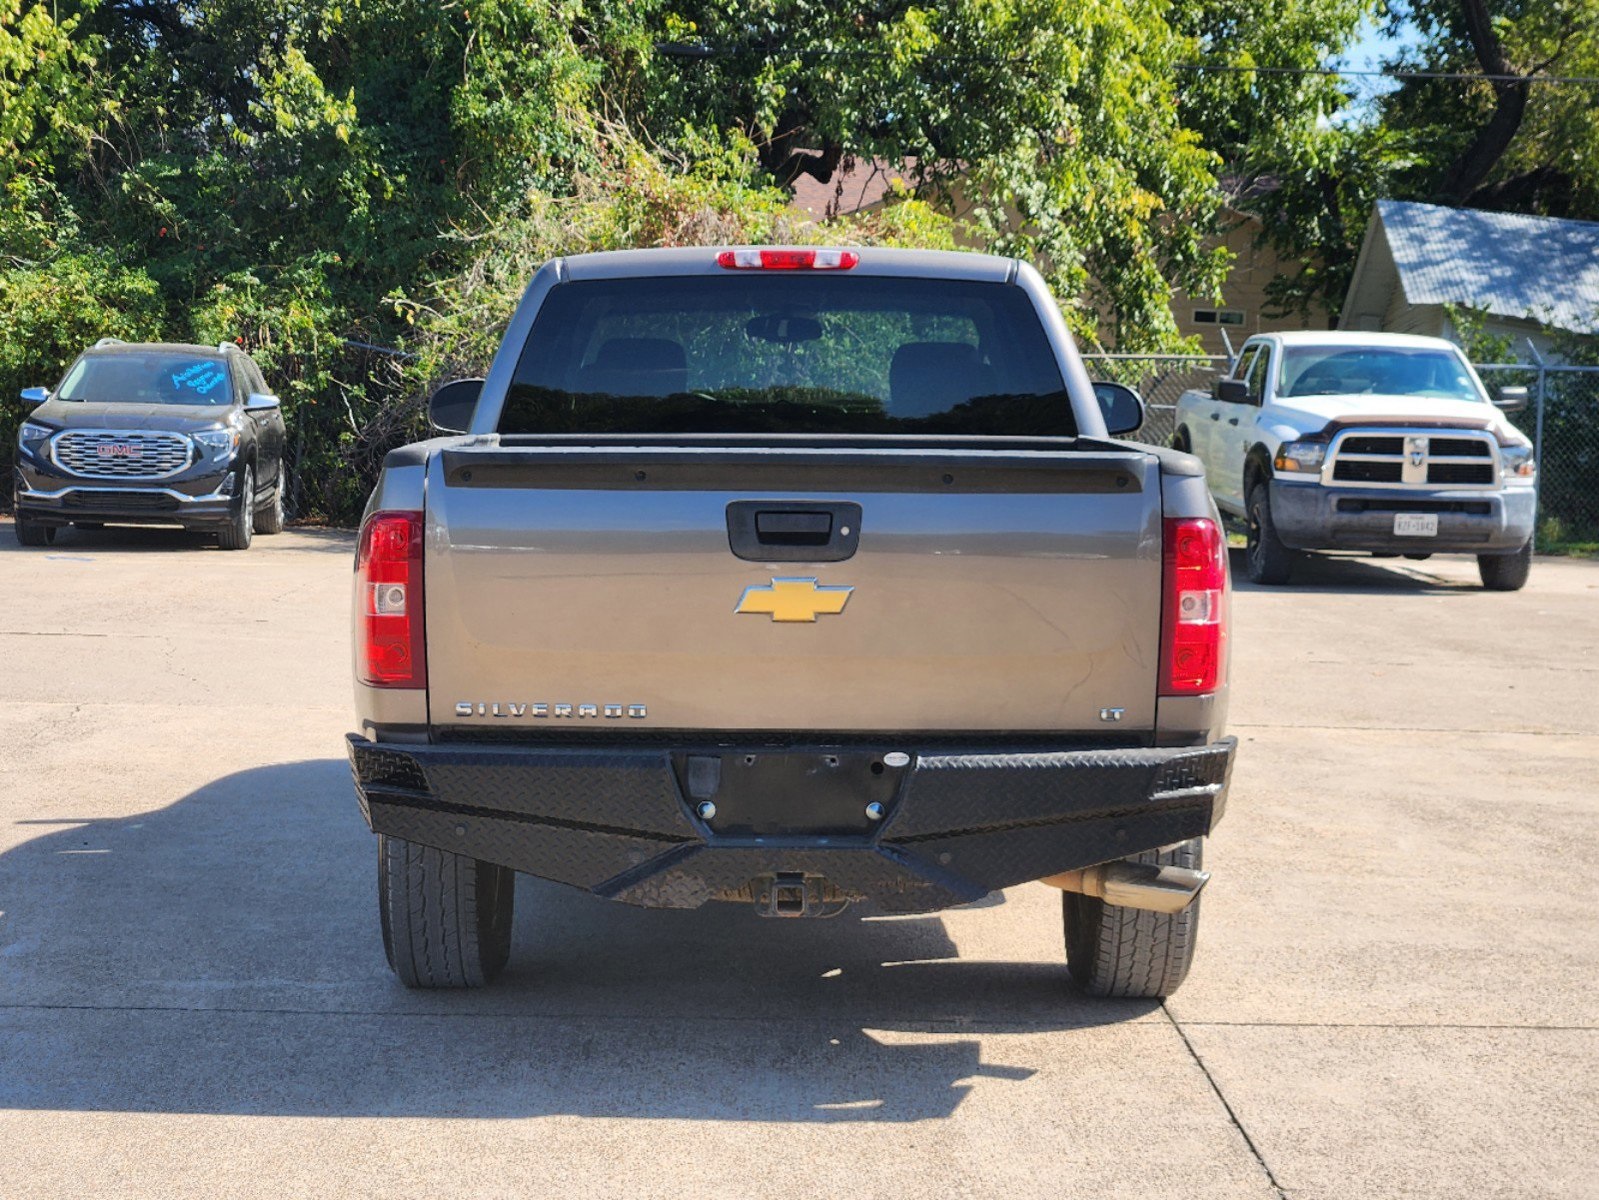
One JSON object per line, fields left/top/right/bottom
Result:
{"left": 1500, "top": 443, "right": 1535, "bottom": 478}
{"left": 1273, "top": 439, "right": 1326, "bottom": 474}
{"left": 18, "top": 421, "right": 51, "bottom": 452}
{"left": 193, "top": 428, "right": 239, "bottom": 458}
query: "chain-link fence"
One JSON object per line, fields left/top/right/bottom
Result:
{"left": 1083, "top": 352, "right": 1599, "bottom": 551}
{"left": 1081, "top": 353, "right": 1228, "bottom": 448}
{"left": 1475, "top": 364, "right": 1599, "bottom": 546}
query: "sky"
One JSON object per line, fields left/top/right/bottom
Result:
{"left": 1330, "top": 13, "right": 1426, "bottom": 121}
{"left": 1340, "top": 13, "right": 1427, "bottom": 89}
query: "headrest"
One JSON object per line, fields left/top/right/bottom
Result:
{"left": 890, "top": 342, "right": 983, "bottom": 418}
{"left": 578, "top": 337, "right": 688, "bottom": 398}
{"left": 591, "top": 338, "right": 686, "bottom": 372}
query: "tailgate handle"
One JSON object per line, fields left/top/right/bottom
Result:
{"left": 755, "top": 510, "right": 832, "bottom": 545}
{"left": 727, "top": 500, "right": 862, "bottom": 563}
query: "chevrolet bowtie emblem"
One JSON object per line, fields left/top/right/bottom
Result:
{"left": 735, "top": 577, "right": 854, "bottom": 622}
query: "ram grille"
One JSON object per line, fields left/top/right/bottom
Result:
{"left": 1327, "top": 430, "right": 1498, "bottom": 489}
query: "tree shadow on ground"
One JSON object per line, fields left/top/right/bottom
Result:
{"left": 0, "top": 759, "right": 1155, "bottom": 1123}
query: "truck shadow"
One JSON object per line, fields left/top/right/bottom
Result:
{"left": 1228, "top": 547, "right": 1480, "bottom": 595}
{"left": 0, "top": 759, "right": 1155, "bottom": 1123}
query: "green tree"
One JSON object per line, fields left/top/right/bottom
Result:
{"left": 642, "top": 0, "right": 1230, "bottom": 349}
{"left": 1382, "top": 0, "right": 1599, "bottom": 215}
{"left": 0, "top": 1, "right": 100, "bottom": 259}
{"left": 1168, "top": 0, "right": 1386, "bottom": 321}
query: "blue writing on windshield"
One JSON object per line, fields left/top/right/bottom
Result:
{"left": 170, "top": 361, "right": 228, "bottom": 396}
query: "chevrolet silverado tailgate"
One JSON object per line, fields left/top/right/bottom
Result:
{"left": 425, "top": 442, "right": 1163, "bottom": 733}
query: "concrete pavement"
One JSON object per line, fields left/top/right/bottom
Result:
{"left": 1, "top": 523, "right": 1594, "bottom": 1198}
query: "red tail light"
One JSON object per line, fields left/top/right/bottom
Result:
{"left": 357, "top": 510, "right": 426, "bottom": 688}
{"left": 1160, "top": 517, "right": 1226, "bottom": 696}
{"left": 716, "top": 248, "right": 859, "bottom": 270}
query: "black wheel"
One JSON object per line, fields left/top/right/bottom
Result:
{"left": 1064, "top": 839, "right": 1203, "bottom": 999}
{"left": 1478, "top": 541, "right": 1532, "bottom": 591}
{"left": 254, "top": 462, "right": 285, "bottom": 534}
{"left": 15, "top": 514, "right": 54, "bottom": 547}
{"left": 1245, "top": 482, "right": 1295, "bottom": 585}
{"left": 217, "top": 464, "right": 254, "bottom": 551}
{"left": 378, "top": 834, "right": 515, "bottom": 988}
{"left": 1402, "top": 553, "right": 1432, "bottom": 561}
{"left": 1170, "top": 428, "right": 1191, "bottom": 453}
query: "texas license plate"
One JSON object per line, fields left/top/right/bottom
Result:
{"left": 1393, "top": 513, "right": 1438, "bottom": 537}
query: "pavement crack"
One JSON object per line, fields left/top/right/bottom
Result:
{"left": 1163, "top": 1002, "right": 1289, "bottom": 1200}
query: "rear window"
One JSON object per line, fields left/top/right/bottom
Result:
{"left": 59, "top": 352, "right": 234, "bottom": 406}
{"left": 498, "top": 275, "right": 1073, "bottom": 436}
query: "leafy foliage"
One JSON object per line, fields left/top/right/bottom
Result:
{"left": 2, "top": 0, "right": 1588, "bottom": 522}
{"left": 643, "top": 0, "right": 1231, "bottom": 349}
{"left": 0, "top": 254, "right": 165, "bottom": 476}
{"left": 1252, "top": 0, "right": 1599, "bottom": 319}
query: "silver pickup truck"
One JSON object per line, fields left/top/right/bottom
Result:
{"left": 346, "top": 247, "right": 1236, "bottom": 999}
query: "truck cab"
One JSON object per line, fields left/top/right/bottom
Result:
{"left": 1172, "top": 332, "right": 1537, "bottom": 590}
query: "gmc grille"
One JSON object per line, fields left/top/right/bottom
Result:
{"left": 53, "top": 430, "right": 192, "bottom": 479}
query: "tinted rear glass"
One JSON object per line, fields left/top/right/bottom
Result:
{"left": 59, "top": 353, "right": 233, "bottom": 406}
{"left": 499, "top": 275, "right": 1073, "bottom": 436}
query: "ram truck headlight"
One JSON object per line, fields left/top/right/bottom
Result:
{"left": 1500, "top": 443, "right": 1535, "bottom": 478}
{"left": 1273, "top": 440, "right": 1326, "bottom": 474}
{"left": 193, "top": 428, "right": 239, "bottom": 459}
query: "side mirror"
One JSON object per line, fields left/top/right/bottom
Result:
{"left": 19, "top": 386, "right": 49, "bottom": 407}
{"left": 1494, "top": 385, "right": 1529, "bottom": 413}
{"left": 1092, "top": 381, "right": 1146, "bottom": 437}
{"left": 1216, "top": 378, "right": 1251, "bottom": 404}
{"left": 429, "top": 378, "right": 484, "bottom": 434}
{"left": 244, "top": 392, "right": 281, "bottom": 412}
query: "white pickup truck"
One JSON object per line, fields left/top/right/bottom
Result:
{"left": 1172, "top": 332, "right": 1537, "bottom": 589}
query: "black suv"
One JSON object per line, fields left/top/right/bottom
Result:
{"left": 13, "top": 339, "right": 287, "bottom": 550}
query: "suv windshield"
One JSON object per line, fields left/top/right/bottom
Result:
{"left": 499, "top": 275, "right": 1073, "bottom": 436}
{"left": 58, "top": 352, "right": 234, "bottom": 406}
{"left": 1279, "top": 346, "right": 1484, "bottom": 402}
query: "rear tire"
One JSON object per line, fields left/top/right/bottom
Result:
{"left": 1478, "top": 541, "right": 1532, "bottom": 591}
{"left": 217, "top": 464, "right": 254, "bottom": 551}
{"left": 1064, "top": 839, "right": 1203, "bottom": 999}
{"left": 1245, "top": 482, "right": 1295, "bottom": 585}
{"left": 15, "top": 514, "right": 54, "bottom": 547}
{"left": 378, "top": 834, "right": 515, "bottom": 988}
{"left": 1170, "top": 428, "right": 1191, "bottom": 453}
{"left": 253, "top": 463, "right": 285, "bottom": 534}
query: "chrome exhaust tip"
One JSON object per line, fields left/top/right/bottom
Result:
{"left": 1042, "top": 861, "right": 1210, "bottom": 914}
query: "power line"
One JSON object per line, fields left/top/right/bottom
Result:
{"left": 653, "top": 41, "right": 1599, "bottom": 86}
{"left": 1180, "top": 64, "right": 1599, "bottom": 86}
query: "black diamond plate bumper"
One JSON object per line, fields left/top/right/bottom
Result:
{"left": 347, "top": 734, "right": 1236, "bottom": 914}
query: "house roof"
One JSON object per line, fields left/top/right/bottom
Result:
{"left": 1376, "top": 199, "right": 1599, "bottom": 334}
{"left": 789, "top": 157, "right": 919, "bottom": 219}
